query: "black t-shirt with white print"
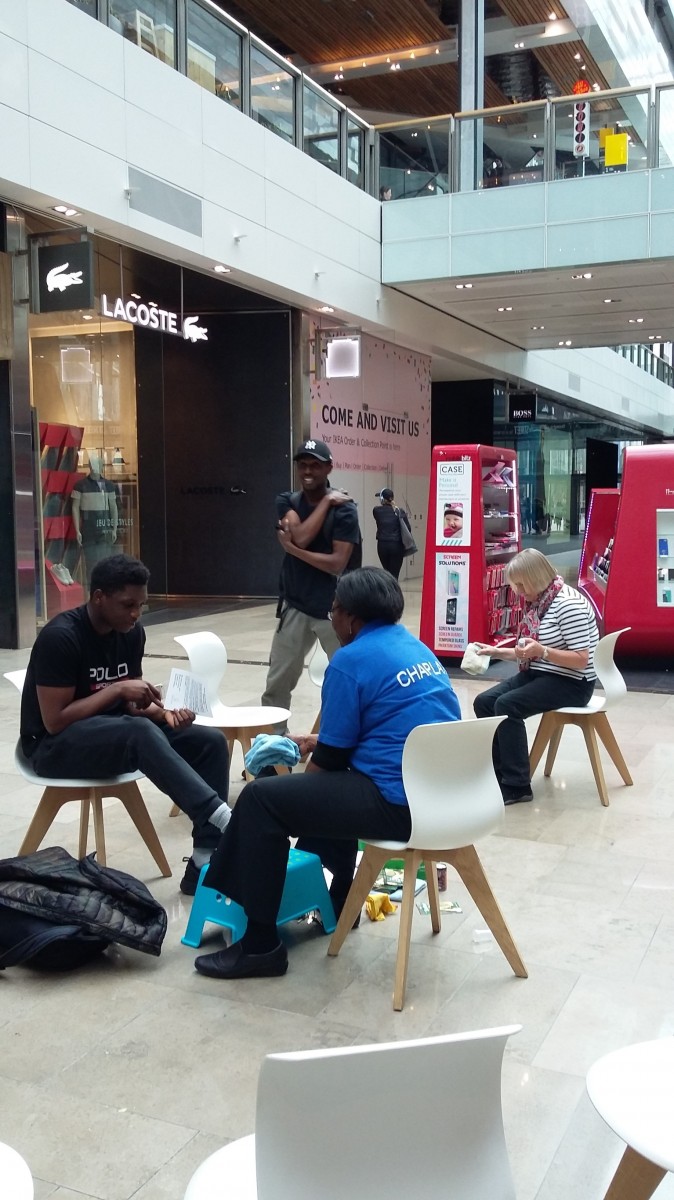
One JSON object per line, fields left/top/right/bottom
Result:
{"left": 20, "top": 604, "right": 144, "bottom": 754}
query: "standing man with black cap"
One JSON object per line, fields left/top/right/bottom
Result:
{"left": 261, "top": 439, "right": 361, "bottom": 717}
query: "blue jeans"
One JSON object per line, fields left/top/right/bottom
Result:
{"left": 473, "top": 670, "right": 595, "bottom": 793}
{"left": 32, "top": 715, "right": 229, "bottom": 850}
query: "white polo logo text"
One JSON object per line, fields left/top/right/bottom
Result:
{"left": 89, "top": 663, "right": 129, "bottom": 683}
{"left": 397, "top": 660, "right": 445, "bottom": 687}
{"left": 46, "top": 263, "right": 84, "bottom": 293}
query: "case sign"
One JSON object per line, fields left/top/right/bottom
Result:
{"left": 436, "top": 459, "right": 472, "bottom": 547}
{"left": 434, "top": 552, "right": 469, "bottom": 652}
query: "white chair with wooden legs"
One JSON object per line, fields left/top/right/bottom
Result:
{"left": 0, "top": 1141, "right": 33, "bottom": 1200}
{"left": 328, "top": 715, "right": 527, "bottom": 1011}
{"left": 3, "top": 670, "right": 171, "bottom": 875}
{"left": 528, "top": 627, "right": 633, "bottom": 808}
{"left": 185, "top": 1025, "right": 521, "bottom": 1200}
{"left": 173, "top": 632, "right": 290, "bottom": 784}
{"left": 587, "top": 1036, "right": 674, "bottom": 1200}
{"left": 307, "top": 641, "right": 329, "bottom": 735}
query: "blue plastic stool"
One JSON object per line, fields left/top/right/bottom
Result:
{"left": 181, "top": 847, "right": 337, "bottom": 948}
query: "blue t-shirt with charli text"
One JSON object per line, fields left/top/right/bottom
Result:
{"left": 319, "top": 621, "right": 461, "bottom": 805}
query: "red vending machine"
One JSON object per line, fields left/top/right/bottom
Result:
{"left": 578, "top": 443, "right": 674, "bottom": 655}
{"left": 419, "top": 444, "right": 522, "bottom": 659}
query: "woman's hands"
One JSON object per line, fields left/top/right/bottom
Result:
{"left": 515, "top": 637, "right": 544, "bottom": 663}
{"left": 474, "top": 642, "right": 516, "bottom": 662}
{"left": 291, "top": 733, "right": 318, "bottom": 757}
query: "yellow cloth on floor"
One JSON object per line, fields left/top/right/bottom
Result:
{"left": 365, "top": 893, "right": 397, "bottom": 922}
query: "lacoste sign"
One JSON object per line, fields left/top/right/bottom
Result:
{"left": 35, "top": 240, "right": 94, "bottom": 313}
{"left": 100, "top": 295, "right": 208, "bottom": 342}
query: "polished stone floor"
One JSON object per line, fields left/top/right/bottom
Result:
{"left": 1, "top": 582, "right": 674, "bottom": 1200}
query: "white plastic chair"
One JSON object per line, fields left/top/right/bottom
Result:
{"left": 328, "top": 716, "right": 528, "bottom": 1011}
{"left": 173, "top": 632, "right": 290, "bottom": 781}
{"left": 3, "top": 670, "right": 171, "bottom": 875}
{"left": 528, "top": 627, "right": 633, "bottom": 807}
{"left": 0, "top": 1141, "right": 33, "bottom": 1200}
{"left": 307, "top": 641, "right": 329, "bottom": 735}
{"left": 587, "top": 1036, "right": 674, "bottom": 1200}
{"left": 184, "top": 1025, "right": 521, "bottom": 1200}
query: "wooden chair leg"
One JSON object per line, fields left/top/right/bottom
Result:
{"left": 393, "top": 849, "right": 423, "bottom": 1011}
{"left": 328, "top": 845, "right": 387, "bottom": 957}
{"left": 91, "top": 792, "right": 107, "bottom": 866}
{"left": 448, "top": 845, "right": 528, "bottom": 978}
{"left": 543, "top": 722, "right": 564, "bottom": 776}
{"left": 79, "top": 796, "right": 91, "bottom": 858}
{"left": 115, "top": 783, "right": 172, "bottom": 877}
{"left": 424, "top": 856, "right": 441, "bottom": 934}
{"left": 19, "top": 787, "right": 90, "bottom": 856}
{"left": 580, "top": 718, "right": 611, "bottom": 807}
{"left": 310, "top": 708, "right": 321, "bottom": 736}
{"left": 169, "top": 803, "right": 181, "bottom": 818}
{"left": 602, "top": 1145, "right": 666, "bottom": 1200}
{"left": 529, "top": 711, "right": 556, "bottom": 776}
{"left": 594, "top": 712, "right": 633, "bottom": 786}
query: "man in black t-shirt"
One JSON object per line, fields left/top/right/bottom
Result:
{"left": 21, "top": 554, "right": 232, "bottom": 894}
{"left": 261, "top": 440, "right": 360, "bottom": 718}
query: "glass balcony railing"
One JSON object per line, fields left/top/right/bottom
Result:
{"left": 613, "top": 344, "right": 674, "bottom": 388}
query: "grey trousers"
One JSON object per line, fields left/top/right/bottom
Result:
{"left": 261, "top": 605, "right": 340, "bottom": 717}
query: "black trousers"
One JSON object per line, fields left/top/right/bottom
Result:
{"left": 205, "top": 769, "right": 411, "bottom": 925}
{"left": 32, "top": 716, "right": 229, "bottom": 850}
{"left": 377, "top": 543, "right": 404, "bottom": 580}
{"left": 473, "top": 670, "right": 595, "bottom": 792}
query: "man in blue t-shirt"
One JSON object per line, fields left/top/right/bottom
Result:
{"left": 195, "top": 568, "right": 461, "bottom": 982}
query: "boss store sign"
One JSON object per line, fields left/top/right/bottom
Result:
{"left": 33, "top": 240, "right": 94, "bottom": 314}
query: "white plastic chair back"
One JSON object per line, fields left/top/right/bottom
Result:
{"left": 254, "top": 1026, "right": 520, "bottom": 1200}
{"left": 401, "top": 716, "right": 506, "bottom": 851}
{"left": 594, "top": 627, "right": 630, "bottom": 710}
{"left": 307, "top": 643, "right": 329, "bottom": 689}
{"left": 4, "top": 668, "right": 27, "bottom": 693}
{"left": 0, "top": 1142, "right": 33, "bottom": 1200}
{"left": 174, "top": 632, "right": 227, "bottom": 710}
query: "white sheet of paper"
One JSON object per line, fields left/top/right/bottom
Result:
{"left": 163, "top": 668, "right": 213, "bottom": 717}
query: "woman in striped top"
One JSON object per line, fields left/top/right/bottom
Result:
{"left": 473, "top": 548, "right": 598, "bottom": 805}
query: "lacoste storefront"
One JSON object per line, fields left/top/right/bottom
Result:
{"left": 1, "top": 206, "right": 294, "bottom": 647}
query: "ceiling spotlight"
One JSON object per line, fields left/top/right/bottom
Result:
{"left": 549, "top": 11, "right": 558, "bottom": 19}
{"left": 130, "top": 292, "right": 141, "bottom": 299}
{"left": 52, "top": 205, "right": 80, "bottom": 217}
{"left": 592, "top": 83, "right": 600, "bottom": 90}
{"left": 604, "top": 298, "right": 613, "bottom": 303}
{"left": 628, "top": 317, "right": 644, "bottom": 324}
{"left": 497, "top": 305, "right": 513, "bottom": 312}
{"left": 531, "top": 324, "right": 545, "bottom": 330}
{"left": 574, "top": 52, "right": 581, "bottom": 60}
{"left": 514, "top": 40, "right": 525, "bottom": 49}
{"left": 318, "top": 305, "right": 334, "bottom": 313}
{"left": 558, "top": 339, "right": 572, "bottom": 346}
{"left": 214, "top": 264, "right": 230, "bottom": 273}
{"left": 82, "top": 314, "right": 93, "bottom": 321}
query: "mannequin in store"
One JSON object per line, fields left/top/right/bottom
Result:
{"left": 71, "top": 454, "right": 119, "bottom": 586}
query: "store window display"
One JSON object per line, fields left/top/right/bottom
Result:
{"left": 71, "top": 454, "right": 119, "bottom": 587}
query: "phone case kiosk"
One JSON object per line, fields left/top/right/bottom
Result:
{"left": 420, "top": 444, "right": 522, "bottom": 659}
{"left": 39, "top": 422, "right": 85, "bottom": 617}
{"left": 578, "top": 443, "right": 674, "bottom": 655}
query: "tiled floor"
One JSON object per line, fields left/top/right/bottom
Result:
{"left": 1, "top": 582, "right": 674, "bottom": 1200}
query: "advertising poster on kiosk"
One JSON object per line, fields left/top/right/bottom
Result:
{"left": 434, "top": 551, "right": 469, "bottom": 652}
{"left": 436, "top": 459, "right": 472, "bottom": 546}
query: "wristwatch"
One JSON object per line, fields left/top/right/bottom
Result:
{"left": 541, "top": 646, "right": 550, "bottom": 661}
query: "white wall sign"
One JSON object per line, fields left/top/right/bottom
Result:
{"left": 100, "top": 294, "right": 208, "bottom": 342}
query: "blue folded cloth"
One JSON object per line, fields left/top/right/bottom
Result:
{"left": 244, "top": 734, "right": 301, "bottom": 777}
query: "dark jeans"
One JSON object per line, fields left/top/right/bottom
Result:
{"left": 473, "top": 669, "right": 595, "bottom": 793}
{"left": 377, "top": 543, "right": 404, "bottom": 580}
{"left": 205, "top": 769, "right": 411, "bottom": 925}
{"left": 32, "top": 715, "right": 229, "bottom": 850}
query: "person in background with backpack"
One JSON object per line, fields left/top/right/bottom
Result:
{"left": 373, "top": 488, "right": 411, "bottom": 580}
{"left": 261, "top": 439, "right": 361, "bottom": 721}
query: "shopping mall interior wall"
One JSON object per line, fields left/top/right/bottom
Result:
{"left": 136, "top": 311, "right": 292, "bottom": 596}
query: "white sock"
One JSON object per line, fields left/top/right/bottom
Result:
{"left": 192, "top": 847, "right": 211, "bottom": 868}
{"left": 209, "top": 802, "right": 231, "bottom": 833}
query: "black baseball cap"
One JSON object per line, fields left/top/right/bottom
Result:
{"left": 376, "top": 488, "right": 394, "bottom": 501}
{"left": 293, "top": 439, "right": 332, "bottom": 463}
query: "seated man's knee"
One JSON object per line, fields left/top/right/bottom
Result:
{"left": 473, "top": 690, "right": 495, "bottom": 717}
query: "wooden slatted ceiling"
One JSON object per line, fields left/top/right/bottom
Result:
{"left": 495, "top": 0, "right": 611, "bottom": 94}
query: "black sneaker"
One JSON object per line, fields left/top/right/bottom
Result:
{"left": 179, "top": 856, "right": 201, "bottom": 896}
{"left": 194, "top": 940, "right": 288, "bottom": 979}
{"left": 502, "top": 788, "right": 533, "bottom": 806}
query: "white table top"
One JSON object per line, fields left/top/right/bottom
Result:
{"left": 586, "top": 1037, "right": 674, "bottom": 1172}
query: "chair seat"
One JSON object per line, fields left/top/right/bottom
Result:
{"left": 587, "top": 1038, "right": 674, "bottom": 1174}
{"left": 185, "top": 1134, "right": 256, "bottom": 1200}
{"left": 555, "top": 696, "right": 607, "bottom": 716}
{"left": 15, "top": 749, "right": 143, "bottom": 790}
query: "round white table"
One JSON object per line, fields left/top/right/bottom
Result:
{"left": 586, "top": 1036, "right": 674, "bottom": 1199}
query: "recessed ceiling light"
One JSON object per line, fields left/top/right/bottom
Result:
{"left": 130, "top": 292, "right": 141, "bottom": 299}
{"left": 604, "top": 298, "right": 613, "bottom": 303}
{"left": 318, "top": 305, "right": 335, "bottom": 313}
{"left": 52, "top": 205, "right": 80, "bottom": 217}
{"left": 549, "top": 11, "right": 557, "bottom": 19}
{"left": 82, "top": 314, "right": 93, "bottom": 321}
{"left": 574, "top": 52, "right": 582, "bottom": 60}
{"left": 649, "top": 334, "right": 661, "bottom": 340}
{"left": 497, "top": 306, "right": 513, "bottom": 312}
{"left": 455, "top": 282, "right": 473, "bottom": 289}
{"left": 531, "top": 324, "right": 545, "bottom": 330}
{"left": 558, "top": 339, "right": 572, "bottom": 346}
{"left": 214, "top": 264, "right": 230, "bottom": 273}
{"left": 628, "top": 317, "right": 644, "bottom": 324}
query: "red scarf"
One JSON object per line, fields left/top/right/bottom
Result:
{"left": 517, "top": 575, "right": 564, "bottom": 670}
